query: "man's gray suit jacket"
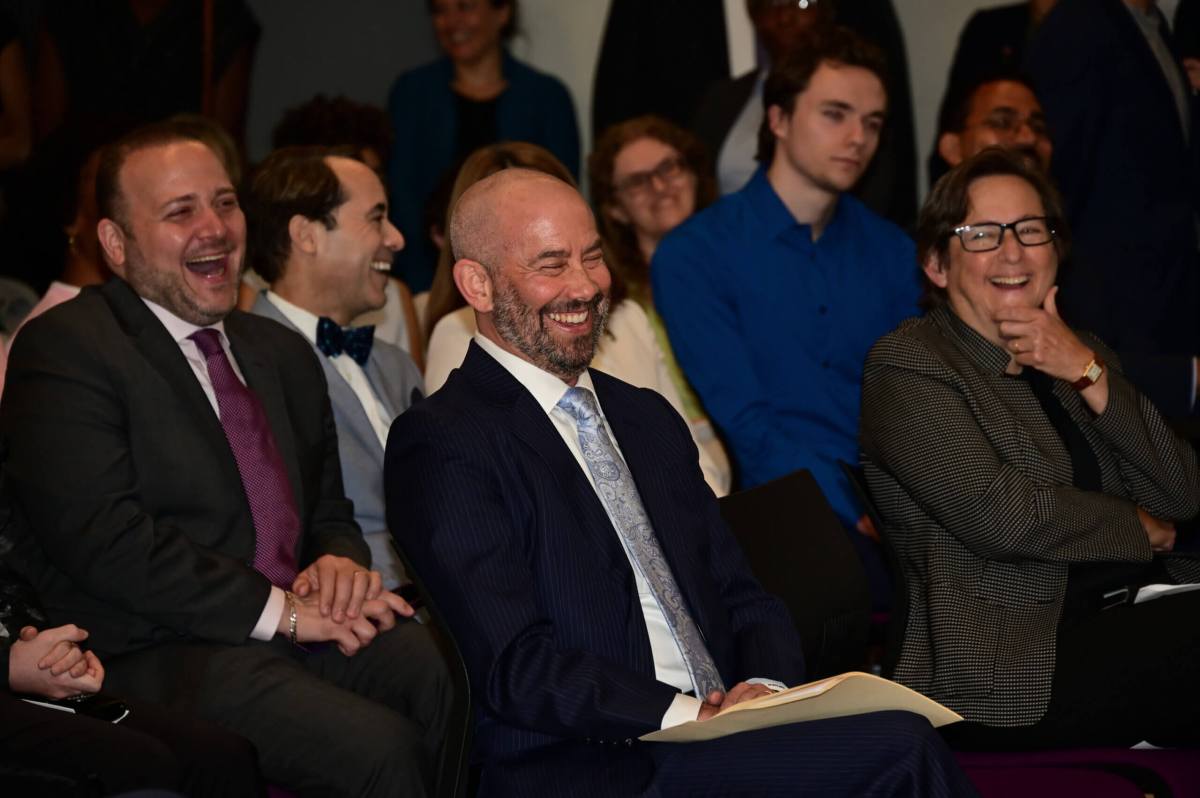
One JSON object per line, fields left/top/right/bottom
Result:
{"left": 252, "top": 294, "right": 424, "bottom": 587}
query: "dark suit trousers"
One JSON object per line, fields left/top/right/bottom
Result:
{"left": 480, "top": 711, "right": 975, "bottom": 797}
{"left": 943, "top": 589, "right": 1200, "bottom": 750}
{"left": 0, "top": 691, "right": 261, "bottom": 796}
{"left": 102, "top": 619, "right": 452, "bottom": 798}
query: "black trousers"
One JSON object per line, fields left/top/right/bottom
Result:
{"left": 0, "top": 690, "right": 261, "bottom": 796}
{"left": 943, "top": 589, "right": 1200, "bottom": 750}
{"left": 102, "top": 619, "right": 452, "bottom": 798}
{"left": 480, "top": 711, "right": 977, "bottom": 798}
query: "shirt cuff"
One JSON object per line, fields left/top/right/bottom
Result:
{"left": 661, "top": 693, "right": 703, "bottom": 729}
{"left": 746, "top": 677, "right": 788, "bottom": 692}
{"left": 250, "top": 586, "right": 286, "bottom": 641}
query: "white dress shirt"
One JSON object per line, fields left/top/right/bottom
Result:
{"left": 716, "top": 70, "right": 766, "bottom": 196}
{"left": 426, "top": 302, "right": 732, "bottom": 496}
{"left": 142, "top": 298, "right": 285, "bottom": 641}
{"left": 264, "top": 291, "right": 392, "bottom": 447}
{"left": 474, "top": 334, "right": 713, "bottom": 728}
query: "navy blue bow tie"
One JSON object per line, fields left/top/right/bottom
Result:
{"left": 316, "top": 317, "right": 374, "bottom": 366}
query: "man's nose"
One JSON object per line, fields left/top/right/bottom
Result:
{"left": 1012, "top": 120, "right": 1038, "bottom": 146}
{"left": 383, "top": 219, "right": 404, "bottom": 252}
{"left": 196, "top": 205, "right": 230, "bottom": 238}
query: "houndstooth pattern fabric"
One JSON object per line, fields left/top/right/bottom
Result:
{"left": 859, "top": 306, "right": 1200, "bottom": 726}
{"left": 557, "top": 385, "right": 725, "bottom": 698}
{"left": 192, "top": 329, "right": 300, "bottom": 588}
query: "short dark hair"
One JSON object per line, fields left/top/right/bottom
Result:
{"left": 96, "top": 120, "right": 216, "bottom": 231}
{"left": 243, "top": 146, "right": 358, "bottom": 284}
{"left": 426, "top": 0, "right": 518, "bottom": 40}
{"left": 916, "top": 147, "right": 1070, "bottom": 308}
{"left": 937, "top": 71, "right": 1039, "bottom": 137}
{"left": 756, "top": 26, "right": 888, "bottom": 164}
{"left": 272, "top": 94, "right": 394, "bottom": 168}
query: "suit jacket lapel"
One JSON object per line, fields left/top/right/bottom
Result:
{"left": 103, "top": 280, "right": 244, "bottom": 491}
{"left": 252, "top": 294, "right": 382, "bottom": 457}
{"left": 461, "top": 344, "right": 632, "bottom": 583}
{"left": 596, "top": 375, "right": 710, "bottom": 626}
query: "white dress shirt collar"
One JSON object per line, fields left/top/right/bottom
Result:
{"left": 262, "top": 290, "right": 321, "bottom": 345}
{"left": 473, "top": 332, "right": 599, "bottom": 412}
{"left": 142, "top": 296, "right": 230, "bottom": 345}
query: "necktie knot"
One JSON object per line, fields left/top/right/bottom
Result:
{"left": 190, "top": 327, "right": 223, "bottom": 357}
{"left": 316, "top": 317, "right": 374, "bottom": 366}
{"left": 556, "top": 386, "right": 600, "bottom": 427}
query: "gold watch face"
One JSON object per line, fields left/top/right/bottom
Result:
{"left": 1084, "top": 361, "right": 1103, "bottom": 383}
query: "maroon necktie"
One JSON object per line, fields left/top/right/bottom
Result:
{"left": 190, "top": 329, "right": 300, "bottom": 588}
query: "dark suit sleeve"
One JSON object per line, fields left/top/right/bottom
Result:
{"left": 387, "top": 407, "right": 679, "bottom": 740}
{"left": 860, "top": 332, "right": 1161, "bottom": 564}
{"left": 1, "top": 318, "right": 270, "bottom": 643}
{"left": 1080, "top": 337, "right": 1200, "bottom": 521}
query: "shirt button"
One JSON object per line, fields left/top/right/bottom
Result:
{"left": 818, "top": 305, "right": 828, "bottom": 315}
{"left": 822, "top": 360, "right": 830, "bottom": 369}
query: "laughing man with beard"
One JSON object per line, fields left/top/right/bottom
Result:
{"left": 0, "top": 122, "right": 451, "bottom": 796}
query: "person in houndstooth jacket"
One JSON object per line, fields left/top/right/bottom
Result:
{"left": 861, "top": 148, "right": 1200, "bottom": 750}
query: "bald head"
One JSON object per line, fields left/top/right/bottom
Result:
{"left": 449, "top": 168, "right": 579, "bottom": 271}
{"left": 448, "top": 167, "right": 611, "bottom": 383}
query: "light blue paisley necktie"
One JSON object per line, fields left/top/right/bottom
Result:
{"left": 557, "top": 385, "right": 725, "bottom": 698}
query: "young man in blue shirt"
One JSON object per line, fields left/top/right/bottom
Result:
{"left": 653, "top": 27, "right": 920, "bottom": 606}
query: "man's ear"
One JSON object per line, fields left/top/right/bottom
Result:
{"left": 766, "top": 103, "right": 789, "bottom": 140}
{"left": 96, "top": 218, "right": 127, "bottom": 276}
{"left": 604, "top": 202, "right": 630, "bottom": 227}
{"left": 288, "top": 214, "right": 320, "bottom": 257}
{"left": 937, "top": 131, "right": 963, "bottom": 168}
{"left": 453, "top": 259, "right": 494, "bottom": 313}
{"left": 922, "top": 252, "right": 949, "bottom": 289}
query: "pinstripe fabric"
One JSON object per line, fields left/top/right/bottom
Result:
{"left": 385, "top": 341, "right": 804, "bottom": 763}
{"left": 860, "top": 306, "right": 1200, "bottom": 726}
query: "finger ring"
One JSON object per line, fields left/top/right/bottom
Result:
{"left": 1012, "top": 341, "right": 1021, "bottom": 353}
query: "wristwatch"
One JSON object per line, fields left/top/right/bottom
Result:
{"left": 1071, "top": 356, "right": 1104, "bottom": 391}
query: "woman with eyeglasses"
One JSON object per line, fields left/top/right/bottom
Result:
{"left": 589, "top": 115, "right": 731, "bottom": 495}
{"left": 859, "top": 148, "right": 1200, "bottom": 749}
{"left": 423, "top": 139, "right": 730, "bottom": 496}
{"left": 387, "top": 0, "right": 579, "bottom": 294}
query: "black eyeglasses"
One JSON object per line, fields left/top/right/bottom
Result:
{"left": 614, "top": 156, "right": 688, "bottom": 198}
{"left": 951, "top": 216, "right": 1056, "bottom": 252}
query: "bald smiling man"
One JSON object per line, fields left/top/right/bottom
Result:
{"left": 385, "top": 168, "right": 974, "bottom": 798}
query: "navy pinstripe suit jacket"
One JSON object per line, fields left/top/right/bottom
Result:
{"left": 385, "top": 341, "right": 804, "bottom": 764}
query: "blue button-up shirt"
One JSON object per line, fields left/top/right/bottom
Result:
{"left": 652, "top": 168, "right": 919, "bottom": 526}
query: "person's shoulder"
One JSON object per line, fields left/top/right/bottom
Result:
{"left": 388, "top": 57, "right": 452, "bottom": 101}
{"left": 371, "top": 336, "right": 422, "bottom": 384}
{"left": 840, "top": 193, "right": 913, "bottom": 250}
{"left": 504, "top": 51, "right": 571, "bottom": 94}
{"left": 226, "top": 309, "right": 319, "bottom": 368}
{"left": 657, "top": 191, "right": 746, "bottom": 258}
{"left": 590, "top": 367, "right": 677, "bottom": 421}
{"left": 864, "top": 314, "right": 945, "bottom": 371}
{"left": 12, "top": 284, "right": 119, "bottom": 356}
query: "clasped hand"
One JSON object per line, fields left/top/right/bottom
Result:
{"left": 285, "top": 555, "right": 415, "bottom": 656}
{"left": 8, "top": 624, "right": 104, "bottom": 698}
